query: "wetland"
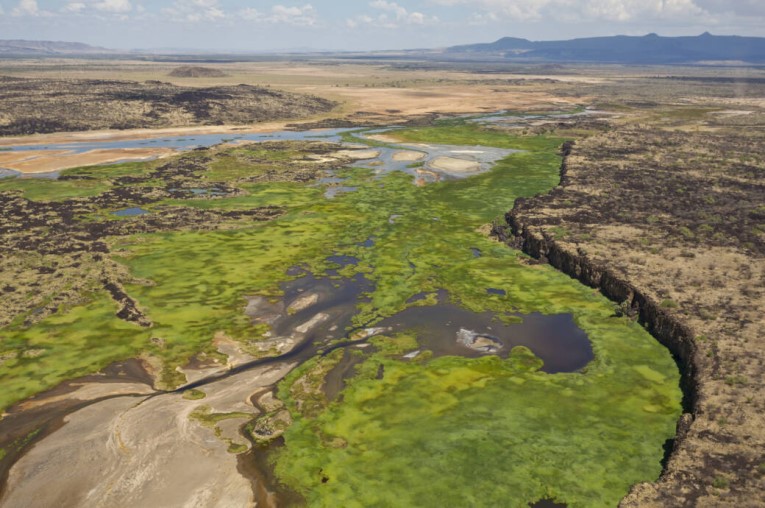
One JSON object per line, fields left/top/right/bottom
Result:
{"left": 0, "top": 113, "right": 682, "bottom": 507}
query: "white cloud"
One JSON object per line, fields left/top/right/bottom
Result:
{"left": 61, "top": 0, "right": 133, "bottom": 14}
{"left": 94, "top": 0, "right": 133, "bottom": 13}
{"left": 347, "top": 0, "right": 438, "bottom": 28}
{"left": 163, "top": 0, "right": 225, "bottom": 22}
{"left": 240, "top": 7, "right": 260, "bottom": 20}
{"left": 269, "top": 4, "right": 317, "bottom": 25}
{"left": 695, "top": 0, "right": 765, "bottom": 16}
{"left": 63, "top": 2, "right": 87, "bottom": 12}
{"left": 12, "top": 0, "right": 40, "bottom": 16}
{"left": 241, "top": 4, "right": 318, "bottom": 26}
{"left": 431, "top": 0, "right": 711, "bottom": 24}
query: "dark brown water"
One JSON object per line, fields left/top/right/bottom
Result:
{"left": 531, "top": 499, "right": 567, "bottom": 508}
{"left": 376, "top": 301, "right": 593, "bottom": 374}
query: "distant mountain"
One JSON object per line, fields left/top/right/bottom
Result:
{"left": 0, "top": 40, "right": 114, "bottom": 56}
{"left": 448, "top": 33, "right": 765, "bottom": 64}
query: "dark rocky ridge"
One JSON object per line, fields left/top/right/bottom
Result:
{"left": 168, "top": 66, "right": 228, "bottom": 78}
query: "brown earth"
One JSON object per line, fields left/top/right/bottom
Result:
{"left": 0, "top": 76, "right": 336, "bottom": 136}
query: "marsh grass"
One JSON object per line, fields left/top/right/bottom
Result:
{"left": 0, "top": 124, "right": 681, "bottom": 506}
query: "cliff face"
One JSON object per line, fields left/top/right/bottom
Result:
{"left": 497, "top": 135, "right": 765, "bottom": 506}
{"left": 501, "top": 213, "right": 699, "bottom": 414}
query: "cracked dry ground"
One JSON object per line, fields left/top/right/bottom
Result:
{"left": 505, "top": 119, "right": 765, "bottom": 506}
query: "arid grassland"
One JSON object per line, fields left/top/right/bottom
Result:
{"left": 0, "top": 58, "right": 762, "bottom": 507}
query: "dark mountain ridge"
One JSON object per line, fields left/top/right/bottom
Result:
{"left": 448, "top": 33, "right": 765, "bottom": 64}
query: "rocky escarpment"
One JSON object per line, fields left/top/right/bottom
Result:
{"left": 495, "top": 135, "right": 765, "bottom": 506}
{"left": 497, "top": 206, "right": 700, "bottom": 489}
{"left": 499, "top": 211, "right": 700, "bottom": 412}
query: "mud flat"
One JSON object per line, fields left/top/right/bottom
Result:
{"left": 366, "top": 133, "right": 401, "bottom": 144}
{"left": 391, "top": 150, "right": 425, "bottom": 162}
{"left": 427, "top": 155, "right": 481, "bottom": 174}
{"left": 0, "top": 148, "right": 175, "bottom": 174}
{"left": 334, "top": 149, "right": 381, "bottom": 160}
{"left": 0, "top": 362, "right": 294, "bottom": 508}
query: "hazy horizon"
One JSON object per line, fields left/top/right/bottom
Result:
{"left": 0, "top": 0, "right": 763, "bottom": 52}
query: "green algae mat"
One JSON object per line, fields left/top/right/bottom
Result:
{"left": 0, "top": 124, "right": 681, "bottom": 507}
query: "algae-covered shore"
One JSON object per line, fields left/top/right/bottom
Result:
{"left": 0, "top": 118, "right": 682, "bottom": 507}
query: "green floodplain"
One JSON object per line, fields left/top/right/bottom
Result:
{"left": 0, "top": 122, "right": 682, "bottom": 506}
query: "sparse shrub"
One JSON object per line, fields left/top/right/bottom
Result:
{"left": 678, "top": 226, "right": 694, "bottom": 239}
{"left": 660, "top": 299, "right": 678, "bottom": 309}
{"left": 712, "top": 476, "right": 729, "bottom": 489}
{"left": 724, "top": 376, "right": 747, "bottom": 386}
{"left": 183, "top": 389, "right": 207, "bottom": 400}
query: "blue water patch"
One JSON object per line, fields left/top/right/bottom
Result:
{"left": 112, "top": 207, "right": 149, "bottom": 217}
{"left": 324, "top": 186, "right": 357, "bottom": 199}
{"left": 358, "top": 236, "right": 375, "bottom": 248}
{"left": 486, "top": 288, "right": 507, "bottom": 296}
{"left": 326, "top": 254, "right": 359, "bottom": 267}
{"left": 6, "top": 128, "right": 357, "bottom": 155}
{"left": 0, "top": 168, "right": 20, "bottom": 179}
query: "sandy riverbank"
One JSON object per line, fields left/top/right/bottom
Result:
{"left": 0, "top": 148, "right": 176, "bottom": 174}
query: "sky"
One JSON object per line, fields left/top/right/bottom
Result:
{"left": 0, "top": 0, "right": 762, "bottom": 51}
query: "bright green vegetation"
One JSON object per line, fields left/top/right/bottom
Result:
{"left": 270, "top": 125, "right": 680, "bottom": 506}
{"left": 182, "top": 389, "right": 207, "bottom": 400}
{"left": 712, "top": 476, "right": 730, "bottom": 489}
{"left": 0, "top": 124, "right": 681, "bottom": 506}
{"left": 189, "top": 405, "right": 251, "bottom": 427}
{"left": 0, "top": 175, "right": 107, "bottom": 201}
{"left": 0, "top": 161, "right": 157, "bottom": 201}
{"left": 0, "top": 295, "right": 155, "bottom": 407}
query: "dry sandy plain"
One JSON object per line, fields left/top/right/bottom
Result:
{"left": 0, "top": 59, "right": 582, "bottom": 173}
